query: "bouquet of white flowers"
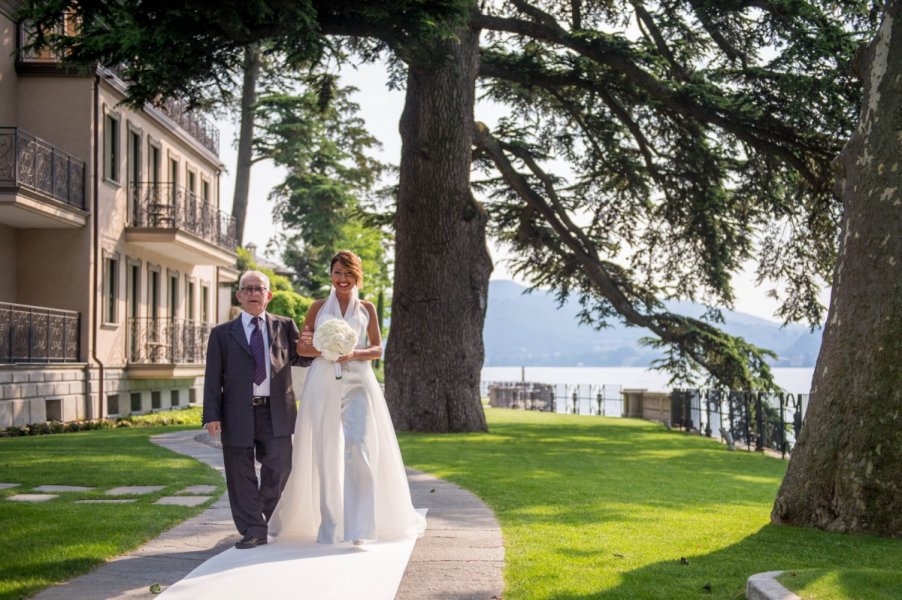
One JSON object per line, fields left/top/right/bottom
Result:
{"left": 313, "top": 318, "right": 358, "bottom": 379}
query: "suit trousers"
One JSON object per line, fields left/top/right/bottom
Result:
{"left": 222, "top": 404, "right": 292, "bottom": 538}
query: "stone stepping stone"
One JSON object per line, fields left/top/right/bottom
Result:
{"left": 106, "top": 486, "right": 166, "bottom": 495}
{"left": 8, "top": 494, "right": 57, "bottom": 502}
{"left": 0, "top": 483, "right": 21, "bottom": 490}
{"left": 155, "top": 496, "right": 212, "bottom": 507}
{"left": 75, "top": 499, "right": 138, "bottom": 504}
{"left": 34, "top": 485, "right": 96, "bottom": 493}
{"left": 176, "top": 485, "right": 217, "bottom": 494}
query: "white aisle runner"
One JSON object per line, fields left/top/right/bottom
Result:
{"left": 161, "top": 509, "right": 427, "bottom": 600}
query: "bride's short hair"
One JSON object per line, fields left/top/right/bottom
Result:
{"left": 330, "top": 250, "right": 363, "bottom": 287}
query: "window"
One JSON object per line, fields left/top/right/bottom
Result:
{"left": 187, "top": 168, "right": 197, "bottom": 198}
{"left": 169, "top": 157, "right": 179, "bottom": 196}
{"left": 130, "top": 392, "right": 142, "bottom": 413}
{"left": 45, "top": 399, "right": 62, "bottom": 422}
{"left": 127, "top": 261, "right": 141, "bottom": 320}
{"left": 151, "top": 391, "right": 161, "bottom": 410}
{"left": 148, "top": 268, "right": 160, "bottom": 319}
{"left": 127, "top": 129, "right": 142, "bottom": 221}
{"left": 201, "top": 179, "right": 210, "bottom": 204}
{"left": 127, "top": 260, "right": 141, "bottom": 359}
{"left": 104, "top": 112, "right": 120, "bottom": 183}
{"left": 201, "top": 284, "right": 210, "bottom": 323}
{"left": 149, "top": 142, "right": 161, "bottom": 185}
{"left": 168, "top": 272, "right": 179, "bottom": 319}
{"left": 107, "top": 395, "right": 120, "bottom": 415}
{"left": 103, "top": 252, "right": 120, "bottom": 324}
{"left": 170, "top": 390, "right": 180, "bottom": 407}
{"left": 186, "top": 277, "right": 195, "bottom": 322}
{"left": 128, "top": 129, "right": 142, "bottom": 185}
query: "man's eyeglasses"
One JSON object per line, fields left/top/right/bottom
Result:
{"left": 239, "top": 286, "right": 268, "bottom": 294}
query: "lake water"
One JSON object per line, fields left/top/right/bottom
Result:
{"left": 481, "top": 366, "right": 815, "bottom": 394}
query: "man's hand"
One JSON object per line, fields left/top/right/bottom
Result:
{"left": 205, "top": 421, "right": 221, "bottom": 438}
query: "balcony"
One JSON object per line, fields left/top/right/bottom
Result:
{"left": 98, "top": 67, "right": 220, "bottom": 156}
{"left": 157, "top": 99, "right": 220, "bottom": 156}
{"left": 127, "top": 317, "right": 210, "bottom": 378}
{"left": 126, "top": 182, "right": 237, "bottom": 266}
{"left": 0, "top": 302, "right": 81, "bottom": 364}
{"left": 0, "top": 128, "right": 88, "bottom": 228}
{"left": 15, "top": 18, "right": 73, "bottom": 73}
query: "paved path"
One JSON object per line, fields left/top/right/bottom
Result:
{"left": 32, "top": 430, "right": 504, "bottom": 599}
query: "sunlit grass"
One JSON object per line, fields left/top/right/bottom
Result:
{"left": 398, "top": 408, "right": 902, "bottom": 599}
{"left": 0, "top": 424, "right": 223, "bottom": 600}
{"left": 779, "top": 568, "right": 902, "bottom": 600}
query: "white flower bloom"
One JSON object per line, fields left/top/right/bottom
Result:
{"left": 313, "top": 319, "right": 358, "bottom": 378}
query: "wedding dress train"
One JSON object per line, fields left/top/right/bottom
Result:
{"left": 269, "top": 288, "right": 425, "bottom": 544}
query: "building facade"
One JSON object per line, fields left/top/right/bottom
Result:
{"left": 0, "top": 1, "right": 238, "bottom": 427}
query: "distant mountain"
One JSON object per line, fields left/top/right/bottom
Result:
{"left": 483, "top": 280, "right": 823, "bottom": 367}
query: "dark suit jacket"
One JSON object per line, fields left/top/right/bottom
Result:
{"left": 203, "top": 313, "right": 310, "bottom": 446}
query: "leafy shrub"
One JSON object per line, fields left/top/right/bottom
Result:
{"left": 268, "top": 290, "right": 314, "bottom": 329}
{"left": 0, "top": 407, "right": 202, "bottom": 437}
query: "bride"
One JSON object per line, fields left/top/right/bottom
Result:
{"left": 269, "top": 250, "right": 425, "bottom": 544}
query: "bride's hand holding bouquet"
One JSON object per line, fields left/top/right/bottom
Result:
{"left": 313, "top": 318, "right": 358, "bottom": 379}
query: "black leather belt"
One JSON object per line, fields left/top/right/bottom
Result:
{"left": 251, "top": 396, "right": 270, "bottom": 406}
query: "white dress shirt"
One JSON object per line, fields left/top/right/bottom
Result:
{"left": 241, "top": 311, "right": 271, "bottom": 396}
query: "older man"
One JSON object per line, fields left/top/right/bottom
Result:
{"left": 203, "top": 270, "right": 310, "bottom": 548}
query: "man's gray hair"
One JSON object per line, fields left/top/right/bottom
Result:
{"left": 239, "top": 270, "right": 271, "bottom": 290}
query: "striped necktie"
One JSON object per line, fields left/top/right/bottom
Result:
{"left": 250, "top": 316, "right": 266, "bottom": 385}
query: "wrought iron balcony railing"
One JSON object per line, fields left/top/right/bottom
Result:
{"left": 0, "top": 127, "right": 87, "bottom": 211}
{"left": 130, "top": 182, "right": 237, "bottom": 252}
{"left": 128, "top": 318, "right": 211, "bottom": 365}
{"left": 157, "top": 98, "right": 220, "bottom": 155}
{"left": 0, "top": 302, "right": 81, "bottom": 363}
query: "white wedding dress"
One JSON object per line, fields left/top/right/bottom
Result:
{"left": 269, "top": 287, "right": 425, "bottom": 544}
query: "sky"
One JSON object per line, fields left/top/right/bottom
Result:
{"left": 216, "top": 61, "right": 830, "bottom": 324}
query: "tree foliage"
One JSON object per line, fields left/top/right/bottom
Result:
{"left": 19, "top": 0, "right": 469, "bottom": 107}
{"left": 468, "top": 0, "right": 879, "bottom": 389}
{"left": 18, "top": 0, "right": 882, "bottom": 392}
{"left": 252, "top": 73, "right": 392, "bottom": 299}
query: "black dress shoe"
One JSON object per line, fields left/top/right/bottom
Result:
{"left": 235, "top": 534, "right": 268, "bottom": 549}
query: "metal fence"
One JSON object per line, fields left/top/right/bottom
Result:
{"left": 671, "top": 389, "right": 808, "bottom": 459}
{"left": 485, "top": 381, "right": 624, "bottom": 417}
{"left": 483, "top": 380, "right": 809, "bottom": 459}
{"left": 0, "top": 302, "right": 81, "bottom": 363}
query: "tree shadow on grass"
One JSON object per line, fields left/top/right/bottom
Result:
{"left": 547, "top": 524, "right": 902, "bottom": 600}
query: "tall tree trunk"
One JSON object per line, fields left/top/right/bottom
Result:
{"left": 232, "top": 43, "right": 260, "bottom": 247}
{"left": 385, "top": 24, "right": 492, "bottom": 432}
{"left": 374, "top": 289, "right": 384, "bottom": 370}
{"left": 772, "top": 1, "right": 902, "bottom": 537}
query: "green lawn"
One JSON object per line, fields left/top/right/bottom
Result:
{"left": 0, "top": 423, "right": 224, "bottom": 600}
{"left": 2, "top": 406, "right": 900, "bottom": 600}
{"left": 778, "top": 568, "right": 902, "bottom": 600}
{"left": 398, "top": 408, "right": 902, "bottom": 599}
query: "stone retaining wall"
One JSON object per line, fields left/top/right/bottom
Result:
{"left": 0, "top": 365, "right": 201, "bottom": 428}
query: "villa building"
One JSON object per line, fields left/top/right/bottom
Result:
{"left": 0, "top": 1, "right": 239, "bottom": 428}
